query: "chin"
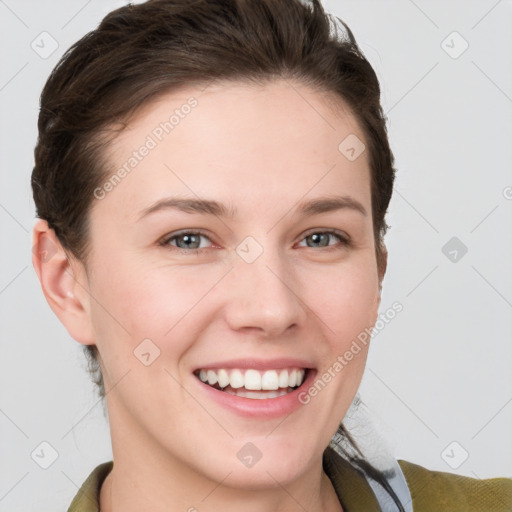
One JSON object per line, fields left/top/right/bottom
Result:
{"left": 210, "top": 437, "right": 318, "bottom": 490}
{"left": 221, "top": 460, "right": 310, "bottom": 491}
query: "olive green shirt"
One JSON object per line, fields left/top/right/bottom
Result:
{"left": 67, "top": 447, "right": 512, "bottom": 511}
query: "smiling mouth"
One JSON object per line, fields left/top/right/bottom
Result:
{"left": 193, "top": 367, "right": 309, "bottom": 399}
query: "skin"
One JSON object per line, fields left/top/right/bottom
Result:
{"left": 32, "top": 79, "right": 387, "bottom": 512}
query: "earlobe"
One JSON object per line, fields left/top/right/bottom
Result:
{"left": 32, "top": 219, "right": 95, "bottom": 346}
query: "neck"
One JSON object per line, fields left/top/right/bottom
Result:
{"left": 99, "top": 431, "right": 343, "bottom": 512}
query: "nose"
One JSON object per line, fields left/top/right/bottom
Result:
{"left": 222, "top": 243, "right": 306, "bottom": 338}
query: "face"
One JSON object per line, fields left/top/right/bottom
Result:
{"left": 78, "top": 79, "right": 382, "bottom": 488}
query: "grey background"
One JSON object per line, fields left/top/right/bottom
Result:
{"left": 1, "top": 0, "right": 511, "bottom": 510}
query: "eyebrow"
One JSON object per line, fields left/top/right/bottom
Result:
{"left": 136, "top": 194, "right": 367, "bottom": 221}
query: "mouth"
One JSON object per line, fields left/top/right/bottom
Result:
{"left": 193, "top": 367, "right": 310, "bottom": 400}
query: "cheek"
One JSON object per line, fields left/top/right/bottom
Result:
{"left": 88, "top": 257, "right": 212, "bottom": 361}
{"left": 302, "top": 259, "right": 379, "bottom": 345}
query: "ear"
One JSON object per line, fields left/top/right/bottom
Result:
{"left": 369, "top": 243, "right": 388, "bottom": 326}
{"left": 31, "top": 219, "right": 95, "bottom": 346}
{"left": 377, "top": 243, "right": 388, "bottom": 292}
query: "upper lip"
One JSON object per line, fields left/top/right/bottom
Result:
{"left": 193, "top": 358, "right": 315, "bottom": 371}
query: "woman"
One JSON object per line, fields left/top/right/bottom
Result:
{"left": 31, "top": 0, "right": 512, "bottom": 510}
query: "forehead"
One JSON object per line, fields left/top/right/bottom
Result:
{"left": 95, "top": 79, "right": 371, "bottom": 221}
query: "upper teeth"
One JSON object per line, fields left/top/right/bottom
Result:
{"left": 197, "top": 368, "right": 306, "bottom": 390}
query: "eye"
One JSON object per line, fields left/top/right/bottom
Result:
{"left": 297, "top": 230, "right": 350, "bottom": 250}
{"left": 159, "top": 230, "right": 213, "bottom": 254}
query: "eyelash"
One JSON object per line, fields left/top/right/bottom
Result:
{"left": 158, "top": 229, "right": 351, "bottom": 255}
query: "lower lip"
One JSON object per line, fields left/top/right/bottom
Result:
{"left": 194, "top": 370, "right": 317, "bottom": 418}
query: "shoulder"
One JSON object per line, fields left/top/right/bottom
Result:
{"left": 67, "top": 461, "right": 113, "bottom": 512}
{"left": 398, "top": 459, "right": 512, "bottom": 512}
